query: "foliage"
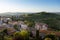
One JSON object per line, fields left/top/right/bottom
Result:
{"left": 36, "top": 30, "right": 39, "bottom": 40}
{"left": 14, "top": 24, "right": 19, "bottom": 31}
{"left": 2, "top": 29, "right": 8, "bottom": 35}
{"left": 43, "top": 34, "right": 58, "bottom": 40}
{"left": 4, "top": 36, "right": 13, "bottom": 40}
{"left": 14, "top": 30, "right": 29, "bottom": 40}
{"left": 24, "top": 20, "right": 35, "bottom": 27}
{"left": 44, "top": 38, "right": 52, "bottom": 40}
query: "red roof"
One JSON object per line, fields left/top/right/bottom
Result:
{"left": 40, "top": 30, "right": 60, "bottom": 36}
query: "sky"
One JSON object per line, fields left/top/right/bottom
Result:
{"left": 0, "top": 0, "right": 60, "bottom": 13}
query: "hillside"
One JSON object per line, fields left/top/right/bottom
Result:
{"left": 22, "top": 12, "right": 60, "bottom": 30}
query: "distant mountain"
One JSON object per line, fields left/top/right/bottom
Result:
{"left": 55, "top": 12, "right": 60, "bottom": 14}
{"left": 0, "top": 12, "right": 60, "bottom": 16}
{"left": 0, "top": 12, "right": 34, "bottom": 16}
{"left": 48, "top": 12, "right": 60, "bottom": 14}
{"left": 0, "top": 12, "right": 24, "bottom": 16}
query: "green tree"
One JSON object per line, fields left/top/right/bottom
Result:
{"left": 14, "top": 24, "right": 19, "bottom": 31}
{"left": 24, "top": 21, "right": 35, "bottom": 27}
{"left": 43, "top": 34, "right": 58, "bottom": 40}
{"left": 4, "top": 36, "right": 13, "bottom": 40}
{"left": 14, "top": 30, "right": 29, "bottom": 40}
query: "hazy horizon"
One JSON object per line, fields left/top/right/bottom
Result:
{"left": 0, "top": 0, "right": 60, "bottom": 13}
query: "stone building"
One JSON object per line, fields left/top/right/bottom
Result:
{"left": 35, "top": 22, "right": 48, "bottom": 30}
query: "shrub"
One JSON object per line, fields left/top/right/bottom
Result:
{"left": 43, "top": 34, "right": 58, "bottom": 40}
{"left": 14, "top": 30, "right": 29, "bottom": 40}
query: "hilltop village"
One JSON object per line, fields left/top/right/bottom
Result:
{"left": 0, "top": 16, "right": 48, "bottom": 34}
{"left": 0, "top": 12, "right": 60, "bottom": 40}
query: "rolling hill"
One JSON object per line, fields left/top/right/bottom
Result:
{"left": 21, "top": 12, "right": 60, "bottom": 30}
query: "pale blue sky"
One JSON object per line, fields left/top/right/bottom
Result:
{"left": 0, "top": 0, "right": 60, "bottom": 13}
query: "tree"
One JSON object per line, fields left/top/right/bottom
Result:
{"left": 0, "top": 29, "right": 8, "bottom": 40}
{"left": 2, "top": 29, "right": 8, "bottom": 35}
{"left": 24, "top": 20, "right": 35, "bottom": 27}
{"left": 43, "top": 34, "right": 58, "bottom": 40}
{"left": 36, "top": 30, "right": 39, "bottom": 40}
{"left": 14, "top": 24, "right": 19, "bottom": 31}
{"left": 4, "top": 36, "right": 13, "bottom": 40}
{"left": 14, "top": 30, "right": 29, "bottom": 40}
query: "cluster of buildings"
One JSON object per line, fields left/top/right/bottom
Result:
{"left": 0, "top": 16, "right": 48, "bottom": 35}
{"left": 0, "top": 16, "right": 29, "bottom": 34}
